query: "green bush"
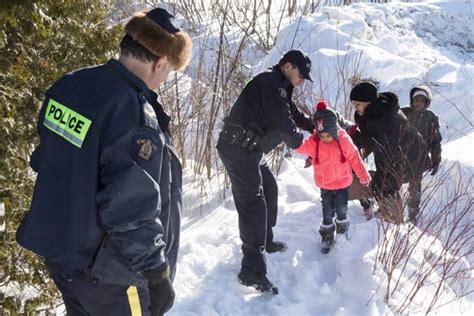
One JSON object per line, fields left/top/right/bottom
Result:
{"left": 0, "top": 0, "right": 121, "bottom": 313}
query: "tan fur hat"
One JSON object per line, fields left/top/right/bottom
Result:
{"left": 124, "top": 8, "right": 192, "bottom": 71}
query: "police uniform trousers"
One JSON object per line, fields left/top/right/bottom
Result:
{"left": 47, "top": 261, "right": 151, "bottom": 316}
{"left": 216, "top": 138, "right": 278, "bottom": 276}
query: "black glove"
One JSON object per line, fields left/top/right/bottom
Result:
{"left": 430, "top": 164, "right": 439, "bottom": 176}
{"left": 304, "top": 156, "right": 312, "bottom": 168}
{"left": 143, "top": 263, "right": 175, "bottom": 316}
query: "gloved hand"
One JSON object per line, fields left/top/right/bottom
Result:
{"left": 143, "top": 263, "right": 175, "bottom": 316}
{"left": 430, "top": 164, "right": 439, "bottom": 176}
{"left": 304, "top": 156, "right": 312, "bottom": 168}
{"left": 346, "top": 124, "right": 358, "bottom": 136}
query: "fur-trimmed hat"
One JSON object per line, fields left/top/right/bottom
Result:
{"left": 410, "top": 85, "right": 432, "bottom": 109}
{"left": 124, "top": 8, "right": 192, "bottom": 71}
{"left": 350, "top": 82, "right": 378, "bottom": 102}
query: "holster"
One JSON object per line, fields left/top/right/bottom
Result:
{"left": 219, "top": 119, "right": 261, "bottom": 151}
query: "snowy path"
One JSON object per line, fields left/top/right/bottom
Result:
{"left": 171, "top": 160, "right": 388, "bottom": 316}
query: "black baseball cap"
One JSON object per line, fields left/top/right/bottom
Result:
{"left": 146, "top": 8, "right": 180, "bottom": 34}
{"left": 281, "top": 49, "right": 313, "bottom": 82}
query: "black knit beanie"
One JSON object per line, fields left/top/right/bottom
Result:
{"left": 350, "top": 82, "right": 378, "bottom": 102}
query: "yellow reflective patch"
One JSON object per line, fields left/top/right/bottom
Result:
{"left": 43, "top": 98, "right": 92, "bottom": 148}
{"left": 127, "top": 286, "right": 142, "bottom": 316}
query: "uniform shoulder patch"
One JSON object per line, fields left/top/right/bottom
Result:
{"left": 278, "top": 87, "right": 287, "bottom": 99}
{"left": 136, "top": 138, "right": 158, "bottom": 160}
{"left": 43, "top": 98, "right": 92, "bottom": 148}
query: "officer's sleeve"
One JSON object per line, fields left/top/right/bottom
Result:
{"left": 96, "top": 106, "right": 166, "bottom": 273}
{"left": 260, "top": 80, "right": 304, "bottom": 148}
{"left": 290, "top": 102, "right": 314, "bottom": 133}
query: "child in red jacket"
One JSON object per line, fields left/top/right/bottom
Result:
{"left": 296, "top": 101, "right": 371, "bottom": 253}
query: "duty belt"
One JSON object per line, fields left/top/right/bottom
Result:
{"left": 219, "top": 119, "right": 261, "bottom": 151}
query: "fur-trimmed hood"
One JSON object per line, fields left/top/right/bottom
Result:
{"left": 125, "top": 11, "right": 192, "bottom": 71}
{"left": 409, "top": 85, "right": 432, "bottom": 110}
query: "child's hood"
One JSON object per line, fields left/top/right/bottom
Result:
{"left": 409, "top": 85, "right": 432, "bottom": 110}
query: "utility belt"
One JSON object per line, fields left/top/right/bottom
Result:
{"left": 219, "top": 119, "right": 261, "bottom": 151}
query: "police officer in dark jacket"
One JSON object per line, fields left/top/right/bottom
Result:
{"left": 350, "top": 82, "right": 425, "bottom": 224}
{"left": 16, "top": 8, "right": 192, "bottom": 315}
{"left": 216, "top": 50, "right": 314, "bottom": 294}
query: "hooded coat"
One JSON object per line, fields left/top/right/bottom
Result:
{"left": 354, "top": 92, "right": 425, "bottom": 196}
{"left": 401, "top": 85, "right": 442, "bottom": 173}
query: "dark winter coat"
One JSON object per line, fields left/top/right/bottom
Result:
{"left": 401, "top": 86, "right": 442, "bottom": 173}
{"left": 16, "top": 59, "right": 182, "bottom": 287}
{"left": 222, "top": 65, "right": 314, "bottom": 153}
{"left": 354, "top": 92, "right": 425, "bottom": 196}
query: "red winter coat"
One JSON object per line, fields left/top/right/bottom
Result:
{"left": 296, "top": 129, "right": 371, "bottom": 190}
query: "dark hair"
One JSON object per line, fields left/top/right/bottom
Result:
{"left": 119, "top": 34, "right": 158, "bottom": 63}
{"left": 278, "top": 55, "right": 292, "bottom": 67}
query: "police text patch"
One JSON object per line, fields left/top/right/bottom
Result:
{"left": 43, "top": 98, "right": 92, "bottom": 148}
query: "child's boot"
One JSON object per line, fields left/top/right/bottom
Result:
{"left": 319, "top": 224, "right": 335, "bottom": 254}
{"left": 335, "top": 218, "right": 350, "bottom": 239}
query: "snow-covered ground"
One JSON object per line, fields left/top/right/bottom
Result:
{"left": 170, "top": 1, "right": 474, "bottom": 315}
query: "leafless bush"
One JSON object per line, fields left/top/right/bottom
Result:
{"left": 372, "top": 162, "right": 474, "bottom": 314}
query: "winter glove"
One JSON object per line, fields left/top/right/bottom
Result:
{"left": 304, "top": 156, "right": 312, "bottom": 168}
{"left": 143, "top": 263, "right": 175, "bottom": 316}
{"left": 346, "top": 124, "right": 358, "bottom": 137}
{"left": 430, "top": 164, "right": 439, "bottom": 176}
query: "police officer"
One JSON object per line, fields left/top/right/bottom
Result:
{"left": 216, "top": 50, "right": 314, "bottom": 294}
{"left": 16, "top": 8, "right": 191, "bottom": 315}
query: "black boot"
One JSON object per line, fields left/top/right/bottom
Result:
{"left": 238, "top": 270, "right": 279, "bottom": 295}
{"left": 319, "top": 224, "right": 335, "bottom": 254}
{"left": 266, "top": 241, "right": 288, "bottom": 253}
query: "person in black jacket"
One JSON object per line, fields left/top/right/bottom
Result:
{"left": 350, "top": 82, "right": 425, "bottom": 224}
{"left": 16, "top": 8, "right": 191, "bottom": 315}
{"left": 401, "top": 85, "right": 442, "bottom": 223}
{"left": 216, "top": 50, "right": 314, "bottom": 294}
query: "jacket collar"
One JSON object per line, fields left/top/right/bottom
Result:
{"left": 271, "top": 64, "right": 293, "bottom": 90}
{"left": 107, "top": 59, "right": 157, "bottom": 101}
{"left": 107, "top": 59, "right": 170, "bottom": 132}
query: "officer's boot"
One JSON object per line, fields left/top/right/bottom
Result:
{"left": 319, "top": 224, "right": 335, "bottom": 254}
{"left": 238, "top": 270, "right": 279, "bottom": 295}
{"left": 266, "top": 241, "right": 288, "bottom": 253}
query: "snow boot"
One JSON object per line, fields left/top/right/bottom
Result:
{"left": 360, "top": 198, "right": 374, "bottom": 220}
{"left": 335, "top": 218, "right": 350, "bottom": 239}
{"left": 238, "top": 270, "right": 279, "bottom": 295}
{"left": 319, "top": 224, "right": 335, "bottom": 254}
{"left": 266, "top": 241, "right": 288, "bottom": 253}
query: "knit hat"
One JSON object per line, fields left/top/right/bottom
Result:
{"left": 124, "top": 8, "right": 192, "bottom": 71}
{"left": 350, "top": 82, "right": 378, "bottom": 102}
{"left": 313, "top": 101, "right": 339, "bottom": 140}
{"left": 312, "top": 100, "right": 346, "bottom": 164}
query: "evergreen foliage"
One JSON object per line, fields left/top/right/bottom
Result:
{"left": 0, "top": 0, "right": 121, "bottom": 312}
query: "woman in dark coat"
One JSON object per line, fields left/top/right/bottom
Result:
{"left": 350, "top": 82, "right": 425, "bottom": 224}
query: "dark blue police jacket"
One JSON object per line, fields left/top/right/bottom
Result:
{"left": 16, "top": 59, "right": 182, "bottom": 286}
